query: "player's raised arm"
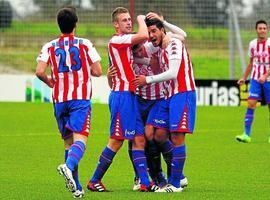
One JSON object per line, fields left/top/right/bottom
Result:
{"left": 146, "top": 12, "right": 187, "bottom": 37}
{"left": 131, "top": 15, "right": 149, "bottom": 45}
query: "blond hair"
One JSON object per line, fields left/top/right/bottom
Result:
{"left": 111, "top": 7, "right": 129, "bottom": 22}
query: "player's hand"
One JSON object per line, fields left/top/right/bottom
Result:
{"left": 237, "top": 78, "right": 245, "bottom": 85}
{"left": 107, "top": 66, "right": 117, "bottom": 78}
{"left": 258, "top": 74, "right": 267, "bottom": 84}
{"left": 162, "top": 33, "right": 172, "bottom": 49}
{"left": 47, "top": 77, "right": 55, "bottom": 88}
{"left": 137, "top": 15, "right": 146, "bottom": 21}
{"left": 146, "top": 12, "right": 163, "bottom": 22}
{"left": 132, "top": 75, "right": 147, "bottom": 87}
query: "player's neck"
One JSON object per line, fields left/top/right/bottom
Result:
{"left": 115, "top": 29, "right": 127, "bottom": 35}
{"left": 258, "top": 37, "right": 267, "bottom": 42}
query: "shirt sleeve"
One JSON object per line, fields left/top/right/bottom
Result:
{"left": 85, "top": 40, "right": 101, "bottom": 64}
{"left": 112, "top": 34, "right": 134, "bottom": 45}
{"left": 166, "top": 39, "right": 183, "bottom": 60}
{"left": 36, "top": 42, "right": 50, "bottom": 64}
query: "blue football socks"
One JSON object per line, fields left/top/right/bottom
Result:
{"left": 66, "top": 141, "right": 86, "bottom": 171}
{"left": 244, "top": 108, "right": 254, "bottom": 136}
{"left": 132, "top": 150, "right": 151, "bottom": 187}
{"left": 90, "top": 146, "right": 116, "bottom": 183}
{"left": 170, "top": 145, "right": 186, "bottom": 188}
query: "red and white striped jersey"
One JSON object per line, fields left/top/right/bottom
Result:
{"left": 134, "top": 62, "right": 167, "bottom": 100}
{"left": 134, "top": 41, "right": 168, "bottom": 100}
{"left": 162, "top": 38, "right": 195, "bottom": 97}
{"left": 248, "top": 38, "right": 270, "bottom": 80}
{"left": 108, "top": 34, "right": 136, "bottom": 92}
{"left": 37, "top": 34, "right": 101, "bottom": 103}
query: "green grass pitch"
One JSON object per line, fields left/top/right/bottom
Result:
{"left": 0, "top": 102, "right": 269, "bottom": 199}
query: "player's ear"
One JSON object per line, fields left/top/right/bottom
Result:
{"left": 113, "top": 21, "right": 119, "bottom": 28}
{"left": 161, "top": 27, "right": 165, "bottom": 34}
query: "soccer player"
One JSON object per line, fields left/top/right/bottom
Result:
{"left": 130, "top": 16, "right": 190, "bottom": 189}
{"left": 132, "top": 43, "right": 168, "bottom": 189}
{"left": 134, "top": 16, "right": 196, "bottom": 192}
{"left": 36, "top": 6, "right": 102, "bottom": 198}
{"left": 236, "top": 20, "right": 270, "bottom": 143}
{"left": 86, "top": 7, "right": 159, "bottom": 192}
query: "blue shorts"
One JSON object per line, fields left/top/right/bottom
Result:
{"left": 135, "top": 95, "right": 156, "bottom": 124}
{"left": 54, "top": 100, "right": 91, "bottom": 139}
{"left": 169, "top": 91, "right": 196, "bottom": 133}
{"left": 249, "top": 79, "right": 270, "bottom": 103}
{"left": 148, "top": 98, "right": 169, "bottom": 130}
{"left": 109, "top": 91, "right": 144, "bottom": 140}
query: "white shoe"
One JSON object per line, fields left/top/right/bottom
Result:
{"left": 57, "top": 164, "right": 77, "bottom": 192}
{"left": 73, "top": 189, "right": 85, "bottom": 198}
{"left": 155, "top": 184, "right": 183, "bottom": 193}
{"left": 180, "top": 177, "right": 188, "bottom": 188}
{"left": 133, "top": 177, "right": 140, "bottom": 191}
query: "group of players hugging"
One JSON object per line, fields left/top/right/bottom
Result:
{"left": 36, "top": 5, "right": 196, "bottom": 198}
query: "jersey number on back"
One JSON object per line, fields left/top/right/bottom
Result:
{"left": 55, "top": 46, "right": 82, "bottom": 73}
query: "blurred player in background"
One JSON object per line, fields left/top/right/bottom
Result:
{"left": 36, "top": 6, "right": 102, "bottom": 198}
{"left": 134, "top": 14, "right": 196, "bottom": 192}
{"left": 87, "top": 7, "right": 159, "bottom": 192}
{"left": 236, "top": 20, "right": 270, "bottom": 143}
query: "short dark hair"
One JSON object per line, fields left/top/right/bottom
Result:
{"left": 255, "top": 20, "right": 267, "bottom": 29}
{"left": 145, "top": 18, "right": 164, "bottom": 30}
{"left": 57, "top": 6, "right": 78, "bottom": 34}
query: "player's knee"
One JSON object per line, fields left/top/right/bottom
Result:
{"left": 171, "top": 133, "right": 185, "bottom": 146}
{"left": 108, "top": 138, "right": 124, "bottom": 152}
{"left": 133, "top": 136, "right": 146, "bottom": 149}
{"left": 154, "top": 133, "right": 168, "bottom": 143}
{"left": 64, "top": 137, "right": 73, "bottom": 148}
{"left": 154, "top": 129, "right": 168, "bottom": 143}
{"left": 247, "top": 100, "right": 257, "bottom": 109}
